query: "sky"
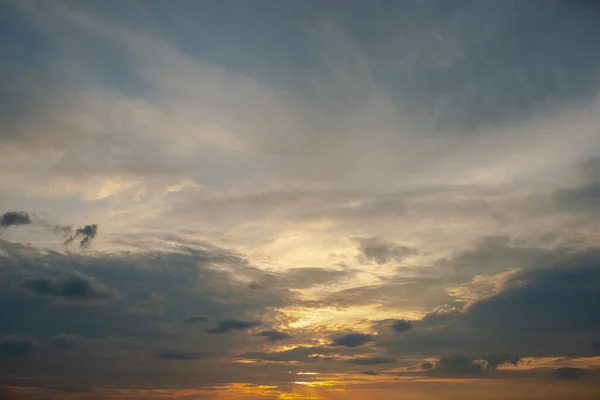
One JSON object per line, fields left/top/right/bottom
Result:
{"left": 1, "top": 0, "right": 600, "bottom": 399}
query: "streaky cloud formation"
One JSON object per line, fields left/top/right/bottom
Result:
{"left": 1, "top": 0, "right": 600, "bottom": 398}
{"left": 156, "top": 350, "right": 213, "bottom": 360}
{"left": 254, "top": 330, "right": 292, "bottom": 342}
{"left": 20, "top": 272, "right": 118, "bottom": 303}
{"left": 181, "top": 314, "right": 211, "bottom": 324}
{"left": 205, "top": 318, "right": 261, "bottom": 334}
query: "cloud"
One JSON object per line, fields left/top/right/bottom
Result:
{"left": 157, "top": 350, "right": 213, "bottom": 360}
{"left": 250, "top": 267, "right": 356, "bottom": 290}
{"left": 431, "top": 355, "right": 483, "bottom": 375}
{"left": 481, "top": 354, "right": 520, "bottom": 371}
{"left": 0, "top": 335, "right": 39, "bottom": 357}
{"left": 278, "top": 267, "right": 355, "bottom": 289}
{"left": 63, "top": 224, "right": 98, "bottom": 249}
{"left": 0, "top": 211, "right": 31, "bottom": 228}
{"left": 241, "top": 346, "right": 335, "bottom": 363}
{"left": 354, "top": 237, "right": 418, "bottom": 265}
{"left": 205, "top": 318, "right": 261, "bottom": 334}
{"left": 460, "top": 256, "right": 600, "bottom": 334}
{"left": 360, "top": 370, "right": 379, "bottom": 376}
{"left": 421, "top": 362, "right": 434, "bottom": 370}
{"left": 331, "top": 332, "right": 375, "bottom": 348}
{"left": 552, "top": 367, "right": 586, "bottom": 380}
{"left": 20, "top": 272, "right": 119, "bottom": 303}
{"left": 391, "top": 319, "right": 414, "bottom": 333}
{"left": 254, "top": 330, "right": 292, "bottom": 342}
{"left": 182, "top": 314, "right": 211, "bottom": 324}
{"left": 348, "top": 356, "right": 395, "bottom": 365}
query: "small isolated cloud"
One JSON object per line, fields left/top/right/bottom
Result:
{"left": 431, "top": 355, "right": 482, "bottom": 375}
{"left": 354, "top": 237, "right": 418, "bottom": 265}
{"left": 182, "top": 314, "right": 211, "bottom": 324}
{"left": 330, "top": 332, "right": 375, "bottom": 347}
{"left": 254, "top": 330, "right": 292, "bottom": 341}
{"left": 0, "top": 335, "right": 39, "bottom": 357}
{"left": 205, "top": 318, "right": 261, "bottom": 334}
{"left": 157, "top": 350, "right": 213, "bottom": 360}
{"left": 0, "top": 211, "right": 32, "bottom": 228}
{"left": 348, "top": 356, "right": 395, "bottom": 365}
{"left": 20, "top": 272, "right": 119, "bottom": 303}
{"left": 391, "top": 319, "right": 414, "bottom": 333}
{"left": 421, "top": 362, "right": 434, "bottom": 370}
{"left": 552, "top": 367, "right": 586, "bottom": 380}
{"left": 64, "top": 224, "right": 98, "bottom": 249}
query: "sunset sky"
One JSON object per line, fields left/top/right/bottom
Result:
{"left": 1, "top": 1, "right": 600, "bottom": 399}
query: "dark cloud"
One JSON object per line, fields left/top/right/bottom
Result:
{"left": 331, "top": 332, "right": 375, "bottom": 348}
{"left": 420, "top": 306, "right": 462, "bottom": 327}
{"left": 360, "top": 370, "right": 380, "bottom": 376}
{"left": 441, "top": 235, "right": 562, "bottom": 281}
{"left": 391, "top": 319, "right": 414, "bottom": 333}
{"left": 254, "top": 330, "right": 292, "bottom": 342}
{"left": 552, "top": 367, "right": 586, "bottom": 380}
{"left": 182, "top": 314, "right": 211, "bottom": 324}
{"left": 348, "top": 356, "right": 395, "bottom": 365}
{"left": 591, "top": 340, "right": 600, "bottom": 353}
{"left": 20, "top": 272, "right": 118, "bottom": 303}
{"left": 354, "top": 237, "right": 418, "bottom": 265}
{"left": 421, "top": 362, "right": 434, "bottom": 370}
{"left": 0, "top": 211, "right": 31, "bottom": 228}
{"left": 481, "top": 354, "right": 520, "bottom": 371}
{"left": 205, "top": 318, "right": 261, "bottom": 334}
{"left": 63, "top": 224, "right": 98, "bottom": 249}
{"left": 431, "top": 355, "right": 482, "bottom": 375}
{"left": 0, "top": 335, "right": 38, "bottom": 357}
{"left": 461, "top": 257, "right": 600, "bottom": 334}
{"left": 241, "top": 346, "right": 335, "bottom": 363}
{"left": 157, "top": 350, "right": 213, "bottom": 360}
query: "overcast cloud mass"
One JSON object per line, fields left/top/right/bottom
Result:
{"left": 1, "top": 1, "right": 600, "bottom": 399}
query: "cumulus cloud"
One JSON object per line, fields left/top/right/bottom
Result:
{"left": 182, "top": 314, "right": 211, "bottom": 324}
{"left": 354, "top": 237, "right": 418, "bottom": 265}
{"left": 331, "top": 332, "right": 375, "bottom": 348}
{"left": 254, "top": 330, "right": 292, "bottom": 342}
{"left": 205, "top": 318, "right": 261, "bottom": 334}
{"left": 20, "top": 272, "right": 119, "bottom": 303}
